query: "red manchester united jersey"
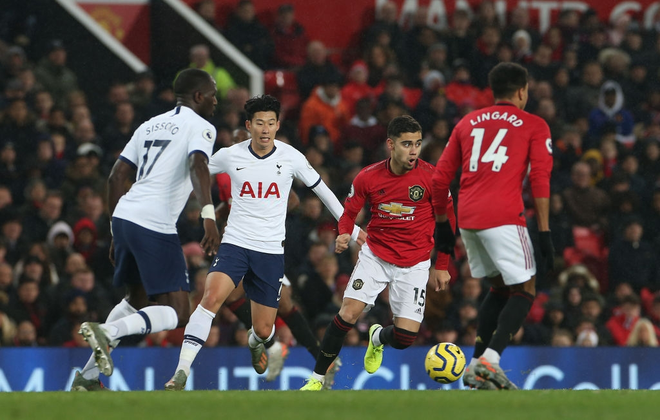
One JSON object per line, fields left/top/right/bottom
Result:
{"left": 433, "top": 102, "right": 552, "bottom": 229}
{"left": 339, "top": 158, "right": 455, "bottom": 268}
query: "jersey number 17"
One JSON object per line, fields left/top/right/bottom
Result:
{"left": 138, "top": 140, "right": 171, "bottom": 180}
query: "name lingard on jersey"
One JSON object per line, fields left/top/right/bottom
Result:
{"left": 470, "top": 111, "right": 524, "bottom": 127}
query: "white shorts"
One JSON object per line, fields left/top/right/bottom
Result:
{"left": 343, "top": 243, "right": 431, "bottom": 323}
{"left": 460, "top": 225, "right": 536, "bottom": 285}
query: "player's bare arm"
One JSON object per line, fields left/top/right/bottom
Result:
{"left": 107, "top": 159, "right": 136, "bottom": 265}
{"left": 190, "top": 152, "right": 220, "bottom": 255}
{"left": 335, "top": 233, "right": 351, "bottom": 254}
{"left": 429, "top": 268, "right": 451, "bottom": 292}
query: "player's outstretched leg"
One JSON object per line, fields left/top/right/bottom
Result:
{"left": 265, "top": 340, "right": 289, "bottom": 381}
{"left": 462, "top": 366, "right": 498, "bottom": 390}
{"left": 474, "top": 285, "right": 534, "bottom": 390}
{"left": 466, "top": 286, "right": 509, "bottom": 388}
{"left": 248, "top": 326, "right": 272, "bottom": 374}
{"left": 79, "top": 322, "right": 114, "bottom": 376}
{"left": 70, "top": 371, "right": 109, "bottom": 391}
{"left": 165, "top": 370, "right": 188, "bottom": 391}
{"left": 166, "top": 304, "right": 216, "bottom": 390}
{"left": 323, "top": 357, "right": 342, "bottom": 390}
{"left": 473, "top": 358, "right": 518, "bottom": 390}
{"left": 364, "top": 324, "right": 385, "bottom": 374}
{"left": 74, "top": 299, "right": 137, "bottom": 390}
{"left": 80, "top": 306, "right": 179, "bottom": 377}
{"left": 300, "top": 313, "right": 355, "bottom": 390}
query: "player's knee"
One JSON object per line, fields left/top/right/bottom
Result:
{"left": 176, "top": 312, "right": 190, "bottom": 328}
{"left": 252, "top": 323, "right": 274, "bottom": 341}
{"left": 510, "top": 280, "right": 536, "bottom": 296}
{"left": 390, "top": 326, "right": 417, "bottom": 349}
{"left": 277, "top": 296, "right": 294, "bottom": 315}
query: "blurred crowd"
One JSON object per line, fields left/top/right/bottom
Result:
{"left": 1, "top": 0, "right": 660, "bottom": 351}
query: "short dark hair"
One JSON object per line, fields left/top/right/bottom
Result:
{"left": 387, "top": 115, "right": 422, "bottom": 139}
{"left": 244, "top": 94, "right": 281, "bottom": 121}
{"left": 173, "top": 68, "right": 213, "bottom": 97}
{"left": 488, "top": 62, "right": 528, "bottom": 99}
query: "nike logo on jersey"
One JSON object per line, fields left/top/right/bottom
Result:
{"left": 236, "top": 167, "right": 246, "bottom": 171}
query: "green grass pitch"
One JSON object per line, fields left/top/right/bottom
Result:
{"left": 0, "top": 390, "right": 656, "bottom": 420}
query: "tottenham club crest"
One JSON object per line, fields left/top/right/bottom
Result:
{"left": 409, "top": 185, "right": 425, "bottom": 202}
{"left": 352, "top": 279, "right": 364, "bottom": 290}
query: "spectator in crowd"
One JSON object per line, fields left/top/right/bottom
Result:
{"left": 34, "top": 40, "right": 78, "bottom": 108}
{"left": 608, "top": 218, "right": 658, "bottom": 294}
{"left": 21, "top": 190, "right": 63, "bottom": 244}
{"left": 271, "top": 4, "right": 308, "bottom": 69}
{"left": 194, "top": 0, "right": 221, "bottom": 31}
{"left": 297, "top": 41, "right": 342, "bottom": 100}
{"left": 588, "top": 81, "right": 635, "bottom": 148}
{"left": 224, "top": 0, "right": 273, "bottom": 69}
{"left": 626, "top": 318, "right": 659, "bottom": 347}
{"left": 361, "top": 1, "right": 402, "bottom": 53}
{"left": 341, "top": 61, "right": 374, "bottom": 118}
{"left": 566, "top": 61, "right": 603, "bottom": 121}
{"left": 562, "top": 161, "right": 610, "bottom": 230}
{"left": 606, "top": 294, "right": 642, "bottom": 345}
{"left": 188, "top": 44, "right": 236, "bottom": 99}
{"left": 299, "top": 74, "right": 350, "bottom": 147}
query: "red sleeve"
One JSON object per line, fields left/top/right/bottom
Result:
{"left": 338, "top": 170, "right": 367, "bottom": 235}
{"left": 528, "top": 119, "right": 553, "bottom": 199}
{"left": 216, "top": 174, "right": 231, "bottom": 203}
{"left": 432, "top": 128, "right": 462, "bottom": 216}
{"left": 435, "top": 193, "right": 456, "bottom": 270}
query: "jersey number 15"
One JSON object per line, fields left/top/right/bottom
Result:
{"left": 468, "top": 128, "right": 509, "bottom": 172}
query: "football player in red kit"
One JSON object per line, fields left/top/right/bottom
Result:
{"left": 433, "top": 62, "right": 554, "bottom": 390}
{"left": 301, "top": 115, "right": 456, "bottom": 390}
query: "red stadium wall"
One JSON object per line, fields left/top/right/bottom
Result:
{"left": 182, "top": 0, "right": 660, "bottom": 54}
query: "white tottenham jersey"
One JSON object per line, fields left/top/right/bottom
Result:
{"left": 113, "top": 106, "right": 216, "bottom": 234}
{"left": 209, "top": 139, "right": 320, "bottom": 254}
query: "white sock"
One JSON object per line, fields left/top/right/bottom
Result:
{"left": 101, "top": 305, "right": 178, "bottom": 341}
{"left": 81, "top": 299, "right": 137, "bottom": 380}
{"left": 311, "top": 372, "right": 325, "bottom": 383}
{"left": 175, "top": 305, "right": 215, "bottom": 376}
{"left": 371, "top": 325, "right": 384, "bottom": 347}
{"left": 482, "top": 348, "right": 501, "bottom": 364}
{"left": 248, "top": 325, "right": 275, "bottom": 348}
{"left": 468, "top": 357, "right": 479, "bottom": 369}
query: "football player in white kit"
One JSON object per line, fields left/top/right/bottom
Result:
{"left": 165, "top": 95, "right": 366, "bottom": 390}
{"left": 71, "top": 69, "right": 221, "bottom": 390}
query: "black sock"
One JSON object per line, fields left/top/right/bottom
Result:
{"left": 378, "top": 325, "right": 416, "bottom": 349}
{"left": 474, "top": 287, "right": 510, "bottom": 359}
{"left": 229, "top": 298, "right": 279, "bottom": 349}
{"left": 378, "top": 325, "right": 395, "bottom": 346}
{"left": 282, "top": 307, "right": 320, "bottom": 358}
{"left": 488, "top": 291, "right": 534, "bottom": 356}
{"left": 228, "top": 298, "right": 252, "bottom": 326}
{"left": 313, "top": 315, "right": 353, "bottom": 376}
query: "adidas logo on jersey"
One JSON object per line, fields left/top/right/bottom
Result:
{"left": 415, "top": 308, "right": 422, "bottom": 315}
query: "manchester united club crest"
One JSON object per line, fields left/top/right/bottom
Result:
{"left": 352, "top": 279, "right": 364, "bottom": 290}
{"left": 409, "top": 185, "right": 425, "bottom": 202}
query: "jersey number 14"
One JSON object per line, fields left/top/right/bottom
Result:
{"left": 468, "top": 128, "right": 509, "bottom": 172}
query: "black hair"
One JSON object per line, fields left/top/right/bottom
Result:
{"left": 244, "top": 94, "right": 281, "bottom": 121}
{"left": 173, "top": 68, "right": 213, "bottom": 97}
{"left": 488, "top": 62, "right": 528, "bottom": 99}
{"left": 387, "top": 115, "right": 422, "bottom": 139}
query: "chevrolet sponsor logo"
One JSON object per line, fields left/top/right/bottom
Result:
{"left": 378, "top": 202, "right": 415, "bottom": 216}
